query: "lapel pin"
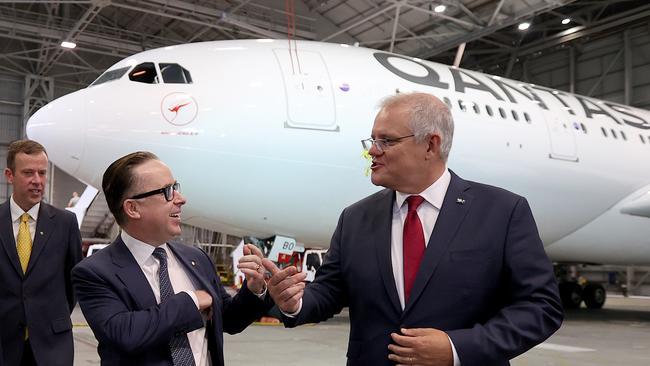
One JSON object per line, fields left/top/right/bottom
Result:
{"left": 40, "top": 231, "right": 44, "bottom": 235}
{"left": 456, "top": 198, "right": 465, "bottom": 204}
{"left": 191, "top": 260, "right": 196, "bottom": 266}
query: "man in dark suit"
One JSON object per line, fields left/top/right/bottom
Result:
{"left": 265, "top": 92, "right": 563, "bottom": 365}
{"left": 72, "top": 151, "right": 270, "bottom": 366}
{"left": 0, "top": 139, "right": 82, "bottom": 366}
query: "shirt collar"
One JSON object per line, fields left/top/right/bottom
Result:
{"left": 395, "top": 168, "right": 451, "bottom": 211}
{"left": 9, "top": 196, "right": 40, "bottom": 223}
{"left": 121, "top": 230, "right": 169, "bottom": 267}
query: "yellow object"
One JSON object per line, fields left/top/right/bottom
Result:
{"left": 17, "top": 213, "right": 32, "bottom": 273}
{"left": 16, "top": 213, "right": 32, "bottom": 339}
{"left": 361, "top": 149, "right": 372, "bottom": 176}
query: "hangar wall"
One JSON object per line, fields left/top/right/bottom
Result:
{"left": 0, "top": 73, "right": 24, "bottom": 202}
{"left": 507, "top": 24, "right": 650, "bottom": 110}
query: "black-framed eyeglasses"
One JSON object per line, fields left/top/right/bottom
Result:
{"left": 360, "top": 134, "right": 415, "bottom": 153}
{"left": 129, "top": 182, "right": 180, "bottom": 202}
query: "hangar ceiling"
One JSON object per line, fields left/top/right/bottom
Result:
{"left": 0, "top": 0, "right": 649, "bottom": 95}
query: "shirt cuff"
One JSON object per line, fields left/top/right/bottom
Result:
{"left": 280, "top": 298, "right": 302, "bottom": 318}
{"left": 253, "top": 284, "right": 267, "bottom": 299}
{"left": 183, "top": 290, "right": 199, "bottom": 310}
{"left": 448, "top": 335, "right": 461, "bottom": 366}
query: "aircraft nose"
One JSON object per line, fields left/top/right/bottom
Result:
{"left": 26, "top": 92, "right": 86, "bottom": 176}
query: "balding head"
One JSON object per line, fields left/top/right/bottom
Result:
{"left": 378, "top": 92, "right": 454, "bottom": 161}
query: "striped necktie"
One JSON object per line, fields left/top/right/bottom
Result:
{"left": 152, "top": 247, "right": 196, "bottom": 366}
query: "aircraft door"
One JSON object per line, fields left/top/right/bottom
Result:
{"left": 543, "top": 113, "right": 578, "bottom": 162}
{"left": 273, "top": 49, "right": 338, "bottom": 131}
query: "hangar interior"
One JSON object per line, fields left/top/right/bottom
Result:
{"left": 1, "top": 0, "right": 650, "bottom": 295}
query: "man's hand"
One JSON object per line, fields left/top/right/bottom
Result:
{"left": 194, "top": 290, "right": 213, "bottom": 311}
{"left": 262, "top": 258, "right": 306, "bottom": 314}
{"left": 388, "top": 328, "right": 453, "bottom": 366}
{"left": 236, "top": 244, "right": 266, "bottom": 295}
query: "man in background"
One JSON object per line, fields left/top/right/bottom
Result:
{"left": 0, "top": 139, "right": 82, "bottom": 366}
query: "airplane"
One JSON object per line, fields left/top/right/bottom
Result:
{"left": 25, "top": 39, "right": 650, "bottom": 309}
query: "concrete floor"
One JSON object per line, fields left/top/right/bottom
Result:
{"left": 72, "top": 295, "right": 650, "bottom": 365}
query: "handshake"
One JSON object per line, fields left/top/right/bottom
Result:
{"left": 236, "top": 243, "right": 307, "bottom": 314}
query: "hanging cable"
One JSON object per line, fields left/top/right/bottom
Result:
{"left": 289, "top": 0, "right": 302, "bottom": 74}
{"left": 285, "top": 0, "right": 295, "bottom": 74}
{"left": 284, "top": 0, "right": 302, "bottom": 75}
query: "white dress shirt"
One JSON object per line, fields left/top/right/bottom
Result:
{"left": 10, "top": 196, "right": 39, "bottom": 244}
{"left": 286, "top": 169, "right": 461, "bottom": 365}
{"left": 391, "top": 168, "right": 460, "bottom": 366}
{"left": 121, "top": 231, "right": 211, "bottom": 366}
{"left": 391, "top": 168, "right": 450, "bottom": 310}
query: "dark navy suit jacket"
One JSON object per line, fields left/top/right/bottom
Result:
{"left": 72, "top": 237, "right": 270, "bottom": 366}
{"left": 0, "top": 201, "right": 82, "bottom": 366}
{"left": 284, "top": 171, "right": 563, "bottom": 365}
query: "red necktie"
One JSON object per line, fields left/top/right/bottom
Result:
{"left": 403, "top": 195, "right": 426, "bottom": 303}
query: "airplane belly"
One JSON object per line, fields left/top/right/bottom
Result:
{"left": 172, "top": 147, "right": 379, "bottom": 246}
{"left": 546, "top": 211, "right": 650, "bottom": 265}
{"left": 545, "top": 184, "right": 650, "bottom": 264}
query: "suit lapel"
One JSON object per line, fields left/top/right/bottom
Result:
{"left": 0, "top": 201, "right": 23, "bottom": 276}
{"left": 111, "top": 237, "right": 158, "bottom": 309}
{"left": 168, "top": 243, "right": 221, "bottom": 332}
{"left": 25, "top": 203, "right": 55, "bottom": 276}
{"left": 372, "top": 189, "right": 402, "bottom": 314}
{"left": 168, "top": 243, "right": 214, "bottom": 296}
{"left": 404, "top": 171, "right": 472, "bottom": 314}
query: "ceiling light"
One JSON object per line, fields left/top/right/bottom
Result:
{"left": 60, "top": 41, "right": 76, "bottom": 49}
{"left": 434, "top": 5, "right": 446, "bottom": 13}
{"left": 562, "top": 18, "right": 571, "bottom": 25}
{"left": 518, "top": 22, "right": 531, "bottom": 31}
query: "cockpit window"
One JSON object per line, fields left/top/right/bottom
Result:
{"left": 90, "top": 66, "right": 130, "bottom": 86}
{"left": 159, "top": 63, "right": 193, "bottom": 84}
{"left": 129, "top": 62, "right": 158, "bottom": 84}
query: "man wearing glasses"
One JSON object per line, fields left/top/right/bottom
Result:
{"left": 72, "top": 151, "right": 270, "bottom": 366}
{"left": 265, "top": 92, "right": 563, "bottom": 365}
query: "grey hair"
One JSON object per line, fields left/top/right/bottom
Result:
{"left": 378, "top": 92, "right": 454, "bottom": 161}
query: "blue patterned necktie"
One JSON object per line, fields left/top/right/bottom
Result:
{"left": 152, "top": 247, "right": 196, "bottom": 366}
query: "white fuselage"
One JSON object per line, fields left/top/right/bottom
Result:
{"left": 26, "top": 40, "right": 650, "bottom": 264}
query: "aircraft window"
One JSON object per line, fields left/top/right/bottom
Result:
{"left": 129, "top": 62, "right": 158, "bottom": 84}
{"left": 601, "top": 127, "right": 608, "bottom": 137}
{"left": 640, "top": 135, "right": 646, "bottom": 144}
{"left": 512, "top": 110, "right": 519, "bottom": 121}
{"left": 90, "top": 66, "right": 130, "bottom": 86}
{"left": 159, "top": 63, "right": 193, "bottom": 84}
{"left": 486, "top": 105, "right": 493, "bottom": 116}
{"left": 472, "top": 103, "right": 480, "bottom": 114}
{"left": 580, "top": 123, "right": 587, "bottom": 133}
{"left": 610, "top": 129, "right": 618, "bottom": 139}
{"left": 620, "top": 131, "right": 627, "bottom": 141}
{"left": 443, "top": 97, "right": 452, "bottom": 108}
{"left": 524, "top": 112, "right": 531, "bottom": 123}
{"left": 499, "top": 107, "right": 506, "bottom": 119}
{"left": 458, "top": 100, "right": 467, "bottom": 112}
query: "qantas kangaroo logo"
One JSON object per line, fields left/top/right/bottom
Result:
{"left": 161, "top": 93, "right": 198, "bottom": 126}
{"left": 168, "top": 102, "right": 191, "bottom": 120}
